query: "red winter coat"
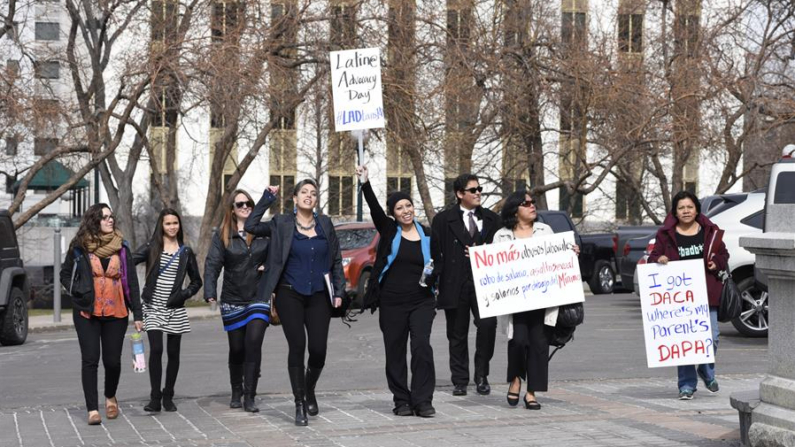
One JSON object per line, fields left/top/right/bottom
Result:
{"left": 648, "top": 213, "right": 729, "bottom": 307}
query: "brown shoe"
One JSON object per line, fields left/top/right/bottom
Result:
{"left": 88, "top": 411, "right": 102, "bottom": 425}
{"left": 105, "top": 397, "right": 119, "bottom": 419}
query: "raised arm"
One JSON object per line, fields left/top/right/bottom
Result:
{"left": 244, "top": 188, "right": 278, "bottom": 236}
{"left": 362, "top": 182, "right": 394, "bottom": 234}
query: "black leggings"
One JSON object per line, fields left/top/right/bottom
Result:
{"left": 73, "top": 312, "right": 128, "bottom": 412}
{"left": 147, "top": 330, "right": 182, "bottom": 394}
{"left": 227, "top": 319, "right": 267, "bottom": 366}
{"left": 276, "top": 286, "right": 331, "bottom": 369}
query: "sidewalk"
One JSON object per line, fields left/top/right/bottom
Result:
{"left": 28, "top": 306, "right": 220, "bottom": 333}
{"left": 0, "top": 374, "right": 752, "bottom": 447}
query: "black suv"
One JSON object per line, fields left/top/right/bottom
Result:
{"left": 0, "top": 209, "right": 29, "bottom": 345}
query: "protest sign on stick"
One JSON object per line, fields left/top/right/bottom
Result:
{"left": 469, "top": 231, "right": 584, "bottom": 319}
{"left": 637, "top": 259, "right": 715, "bottom": 368}
{"left": 330, "top": 48, "right": 385, "bottom": 135}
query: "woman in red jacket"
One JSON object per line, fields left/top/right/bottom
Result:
{"left": 648, "top": 191, "right": 729, "bottom": 400}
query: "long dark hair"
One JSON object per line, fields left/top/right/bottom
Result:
{"left": 146, "top": 208, "right": 184, "bottom": 277}
{"left": 501, "top": 190, "right": 533, "bottom": 230}
{"left": 220, "top": 189, "right": 254, "bottom": 248}
{"left": 70, "top": 203, "right": 112, "bottom": 252}
{"left": 671, "top": 190, "right": 701, "bottom": 218}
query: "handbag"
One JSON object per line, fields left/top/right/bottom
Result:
{"left": 718, "top": 271, "right": 742, "bottom": 322}
{"left": 269, "top": 293, "right": 281, "bottom": 326}
{"left": 556, "top": 302, "right": 585, "bottom": 327}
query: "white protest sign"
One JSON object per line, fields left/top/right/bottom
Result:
{"left": 330, "top": 48, "right": 385, "bottom": 132}
{"left": 637, "top": 259, "right": 715, "bottom": 368}
{"left": 470, "top": 231, "right": 584, "bottom": 319}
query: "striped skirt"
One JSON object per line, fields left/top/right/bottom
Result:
{"left": 220, "top": 302, "right": 270, "bottom": 332}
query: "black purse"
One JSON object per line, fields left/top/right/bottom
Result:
{"left": 556, "top": 302, "right": 585, "bottom": 327}
{"left": 718, "top": 271, "right": 742, "bottom": 322}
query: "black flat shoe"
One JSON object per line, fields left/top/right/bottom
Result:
{"left": 392, "top": 403, "right": 413, "bottom": 416}
{"left": 524, "top": 394, "right": 541, "bottom": 410}
{"left": 414, "top": 402, "right": 436, "bottom": 418}
{"left": 453, "top": 384, "right": 468, "bottom": 396}
{"left": 507, "top": 391, "right": 520, "bottom": 407}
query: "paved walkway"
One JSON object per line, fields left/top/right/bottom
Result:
{"left": 1, "top": 374, "right": 754, "bottom": 447}
{"left": 28, "top": 307, "right": 220, "bottom": 332}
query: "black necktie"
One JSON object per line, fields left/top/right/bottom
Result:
{"left": 468, "top": 211, "right": 477, "bottom": 238}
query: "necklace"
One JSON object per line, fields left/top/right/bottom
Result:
{"left": 296, "top": 218, "right": 315, "bottom": 231}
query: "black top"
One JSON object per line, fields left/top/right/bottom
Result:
{"left": 380, "top": 238, "right": 430, "bottom": 304}
{"left": 675, "top": 227, "right": 705, "bottom": 261}
{"left": 204, "top": 230, "right": 269, "bottom": 304}
{"left": 283, "top": 222, "right": 328, "bottom": 296}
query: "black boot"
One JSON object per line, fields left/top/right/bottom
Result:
{"left": 305, "top": 366, "right": 323, "bottom": 416}
{"left": 243, "top": 362, "right": 259, "bottom": 413}
{"left": 162, "top": 388, "right": 177, "bottom": 412}
{"left": 229, "top": 363, "right": 244, "bottom": 409}
{"left": 288, "top": 367, "right": 308, "bottom": 426}
{"left": 144, "top": 389, "right": 162, "bottom": 412}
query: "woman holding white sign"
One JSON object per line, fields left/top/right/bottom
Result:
{"left": 354, "top": 165, "right": 437, "bottom": 418}
{"left": 495, "top": 191, "right": 579, "bottom": 410}
{"left": 648, "top": 191, "right": 729, "bottom": 400}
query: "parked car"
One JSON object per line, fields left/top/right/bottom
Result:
{"left": 335, "top": 222, "right": 379, "bottom": 307}
{"left": 0, "top": 209, "right": 30, "bottom": 346}
{"left": 535, "top": 211, "right": 618, "bottom": 294}
{"left": 614, "top": 226, "right": 658, "bottom": 290}
{"left": 619, "top": 232, "right": 656, "bottom": 293}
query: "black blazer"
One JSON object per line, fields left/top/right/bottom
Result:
{"left": 430, "top": 204, "right": 501, "bottom": 310}
{"left": 204, "top": 230, "right": 269, "bottom": 304}
{"left": 59, "top": 241, "right": 143, "bottom": 320}
{"left": 244, "top": 190, "right": 345, "bottom": 303}
{"left": 360, "top": 181, "right": 432, "bottom": 312}
{"left": 133, "top": 242, "right": 203, "bottom": 308}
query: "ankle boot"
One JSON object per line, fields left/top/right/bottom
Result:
{"left": 144, "top": 389, "right": 162, "bottom": 412}
{"left": 288, "top": 367, "right": 308, "bottom": 426}
{"left": 305, "top": 366, "right": 323, "bottom": 416}
{"left": 243, "top": 362, "right": 259, "bottom": 413}
{"left": 229, "top": 363, "right": 244, "bottom": 409}
{"left": 162, "top": 388, "right": 177, "bottom": 412}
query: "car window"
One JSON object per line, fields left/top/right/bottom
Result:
{"left": 541, "top": 213, "right": 574, "bottom": 233}
{"left": 741, "top": 210, "right": 765, "bottom": 230}
{"left": 774, "top": 172, "right": 795, "bottom": 204}
{"left": 337, "top": 229, "right": 377, "bottom": 250}
{"left": 0, "top": 216, "right": 15, "bottom": 250}
{"left": 705, "top": 194, "right": 748, "bottom": 218}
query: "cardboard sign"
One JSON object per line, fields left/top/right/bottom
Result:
{"left": 470, "top": 231, "right": 584, "bottom": 319}
{"left": 330, "top": 48, "right": 385, "bottom": 132}
{"left": 637, "top": 259, "right": 715, "bottom": 368}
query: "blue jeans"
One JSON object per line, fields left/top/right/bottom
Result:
{"left": 678, "top": 308, "right": 719, "bottom": 392}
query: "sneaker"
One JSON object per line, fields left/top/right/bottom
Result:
{"left": 678, "top": 390, "right": 694, "bottom": 400}
{"left": 705, "top": 379, "right": 720, "bottom": 393}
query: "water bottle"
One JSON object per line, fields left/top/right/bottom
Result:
{"left": 419, "top": 259, "right": 434, "bottom": 287}
{"left": 130, "top": 332, "right": 146, "bottom": 373}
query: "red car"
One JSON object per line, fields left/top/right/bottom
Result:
{"left": 335, "top": 222, "right": 379, "bottom": 306}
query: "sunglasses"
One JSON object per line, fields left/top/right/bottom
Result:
{"left": 519, "top": 199, "right": 536, "bottom": 208}
{"left": 234, "top": 201, "right": 254, "bottom": 209}
{"left": 462, "top": 186, "right": 483, "bottom": 194}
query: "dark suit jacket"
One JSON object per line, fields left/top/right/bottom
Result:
{"left": 244, "top": 190, "right": 346, "bottom": 303}
{"left": 430, "top": 204, "right": 501, "bottom": 310}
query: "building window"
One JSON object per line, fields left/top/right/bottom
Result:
{"left": 210, "top": 102, "right": 225, "bottom": 128}
{"left": 271, "top": 101, "right": 296, "bottom": 130}
{"left": 35, "top": 22, "right": 60, "bottom": 41}
{"left": 34, "top": 137, "right": 58, "bottom": 155}
{"left": 387, "top": 176, "right": 411, "bottom": 201}
{"left": 34, "top": 60, "right": 60, "bottom": 79}
{"left": 211, "top": 0, "right": 240, "bottom": 43}
{"left": 618, "top": 14, "right": 643, "bottom": 53}
{"left": 561, "top": 12, "right": 586, "bottom": 48}
{"left": 448, "top": 8, "right": 471, "bottom": 43}
{"left": 151, "top": 0, "right": 178, "bottom": 43}
{"left": 331, "top": 5, "right": 356, "bottom": 45}
{"left": 152, "top": 89, "right": 178, "bottom": 127}
{"left": 6, "top": 59, "right": 20, "bottom": 78}
{"left": 328, "top": 175, "right": 354, "bottom": 216}
{"left": 559, "top": 186, "right": 583, "bottom": 218}
{"left": 269, "top": 174, "right": 294, "bottom": 214}
{"left": 677, "top": 14, "right": 700, "bottom": 58}
{"left": 684, "top": 181, "right": 697, "bottom": 195}
{"left": 5, "top": 136, "right": 18, "bottom": 155}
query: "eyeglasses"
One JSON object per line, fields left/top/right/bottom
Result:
{"left": 519, "top": 199, "right": 536, "bottom": 208}
{"left": 462, "top": 186, "right": 483, "bottom": 194}
{"left": 101, "top": 214, "right": 115, "bottom": 221}
{"left": 234, "top": 201, "right": 254, "bottom": 209}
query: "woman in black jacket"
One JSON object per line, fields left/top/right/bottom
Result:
{"left": 244, "top": 180, "right": 345, "bottom": 427}
{"left": 133, "top": 208, "right": 202, "bottom": 413}
{"left": 356, "top": 166, "right": 436, "bottom": 418}
{"left": 204, "top": 189, "right": 270, "bottom": 412}
{"left": 60, "top": 203, "right": 142, "bottom": 425}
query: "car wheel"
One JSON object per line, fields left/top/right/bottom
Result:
{"left": 730, "top": 276, "right": 768, "bottom": 337}
{"left": 353, "top": 271, "right": 370, "bottom": 309}
{"left": 589, "top": 260, "right": 615, "bottom": 295}
{"left": 0, "top": 287, "right": 28, "bottom": 346}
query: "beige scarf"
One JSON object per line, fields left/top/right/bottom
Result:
{"left": 85, "top": 230, "right": 124, "bottom": 258}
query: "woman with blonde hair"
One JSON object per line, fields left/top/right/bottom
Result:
{"left": 205, "top": 189, "right": 270, "bottom": 412}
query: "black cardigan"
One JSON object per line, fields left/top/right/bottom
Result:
{"left": 244, "top": 190, "right": 345, "bottom": 303}
{"left": 133, "top": 242, "right": 203, "bottom": 308}
{"left": 360, "top": 181, "right": 431, "bottom": 312}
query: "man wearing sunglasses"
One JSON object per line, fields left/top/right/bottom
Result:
{"left": 431, "top": 173, "right": 502, "bottom": 397}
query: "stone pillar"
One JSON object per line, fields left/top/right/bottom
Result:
{"left": 740, "top": 176, "right": 795, "bottom": 447}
